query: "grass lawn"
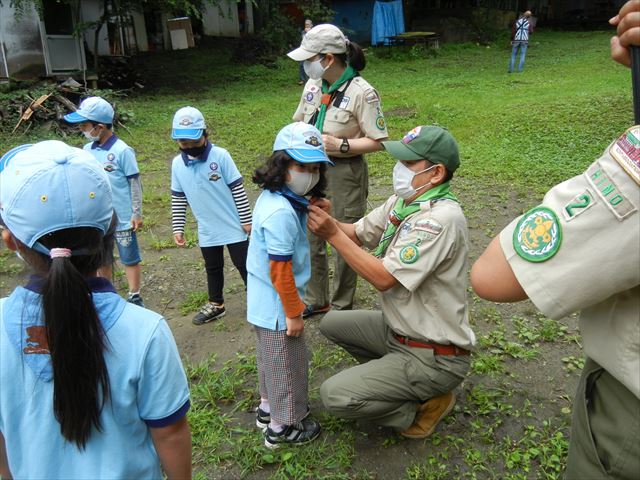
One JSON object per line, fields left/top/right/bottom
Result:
{"left": 1, "top": 29, "right": 634, "bottom": 479}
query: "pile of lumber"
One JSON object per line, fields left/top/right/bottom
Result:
{"left": 1, "top": 78, "right": 130, "bottom": 136}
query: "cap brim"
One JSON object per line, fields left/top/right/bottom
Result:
{"left": 287, "top": 46, "right": 317, "bottom": 61}
{"left": 63, "top": 112, "right": 89, "bottom": 123}
{"left": 171, "top": 129, "right": 204, "bottom": 140}
{"left": 286, "top": 148, "right": 334, "bottom": 165}
{"left": 381, "top": 140, "right": 425, "bottom": 161}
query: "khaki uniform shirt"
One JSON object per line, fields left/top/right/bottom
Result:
{"left": 355, "top": 196, "right": 476, "bottom": 349}
{"left": 292, "top": 77, "right": 388, "bottom": 158}
{"left": 500, "top": 127, "right": 640, "bottom": 398}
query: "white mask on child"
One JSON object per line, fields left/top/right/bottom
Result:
{"left": 82, "top": 127, "right": 101, "bottom": 142}
{"left": 286, "top": 169, "right": 319, "bottom": 196}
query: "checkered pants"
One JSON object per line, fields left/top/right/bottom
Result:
{"left": 255, "top": 326, "right": 310, "bottom": 425}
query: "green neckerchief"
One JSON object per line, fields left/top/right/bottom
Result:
{"left": 374, "top": 182, "right": 458, "bottom": 258}
{"left": 315, "top": 65, "right": 358, "bottom": 132}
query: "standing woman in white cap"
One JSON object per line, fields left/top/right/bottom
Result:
{"left": 287, "top": 24, "right": 389, "bottom": 318}
{"left": 0, "top": 141, "right": 191, "bottom": 479}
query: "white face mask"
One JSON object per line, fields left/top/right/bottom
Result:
{"left": 303, "top": 58, "right": 328, "bottom": 80}
{"left": 82, "top": 126, "right": 101, "bottom": 142}
{"left": 286, "top": 169, "right": 320, "bottom": 196}
{"left": 392, "top": 162, "right": 437, "bottom": 200}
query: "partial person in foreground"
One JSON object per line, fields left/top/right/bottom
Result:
{"left": 170, "top": 106, "right": 252, "bottom": 325}
{"left": 471, "top": 2, "right": 639, "bottom": 478}
{"left": 247, "top": 122, "right": 332, "bottom": 448}
{"left": 0, "top": 141, "right": 191, "bottom": 479}
{"left": 64, "top": 96, "right": 146, "bottom": 307}
{"left": 307, "top": 126, "right": 476, "bottom": 438}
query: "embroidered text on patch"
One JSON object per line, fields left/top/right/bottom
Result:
{"left": 513, "top": 206, "right": 562, "bottom": 262}
{"left": 609, "top": 125, "right": 640, "bottom": 185}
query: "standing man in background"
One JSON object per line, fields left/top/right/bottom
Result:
{"left": 509, "top": 10, "right": 533, "bottom": 73}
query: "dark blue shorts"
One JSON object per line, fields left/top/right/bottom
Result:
{"left": 115, "top": 229, "right": 142, "bottom": 266}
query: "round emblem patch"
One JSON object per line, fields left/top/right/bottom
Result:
{"left": 107, "top": 153, "right": 115, "bottom": 161}
{"left": 513, "top": 206, "right": 562, "bottom": 262}
{"left": 209, "top": 162, "right": 218, "bottom": 171}
{"left": 376, "top": 116, "right": 386, "bottom": 130}
{"left": 399, "top": 244, "right": 419, "bottom": 264}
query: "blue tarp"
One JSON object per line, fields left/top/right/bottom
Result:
{"left": 371, "top": 0, "right": 405, "bottom": 46}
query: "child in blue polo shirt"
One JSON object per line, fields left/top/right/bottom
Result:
{"left": 64, "top": 97, "right": 145, "bottom": 307}
{"left": 247, "top": 122, "right": 332, "bottom": 448}
{"left": 0, "top": 141, "right": 191, "bottom": 479}
{"left": 170, "top": 106, "right": 252, "bottom": 325}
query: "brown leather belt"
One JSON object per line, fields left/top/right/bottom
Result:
{"left": 393, "top": 334, "right": 470, "bottom": 356}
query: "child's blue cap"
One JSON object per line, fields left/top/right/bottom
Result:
{"left": 0, "top": 141, "right": 113, "bottom": 256}
{"left": 63, "top": 96, "right": 115, "bottom": 124}
{"left": 273, "top": 122, "right": 334, "bottom": 165}
{"left": 172, "top": 106, "right": 206, "bottom": 140}
{"left": 0, "top": 144, "right": 33, "bottom": 174}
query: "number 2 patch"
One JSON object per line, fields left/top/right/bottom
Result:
{"left": 562, "top": 190, "right": 595, "bottom": 221}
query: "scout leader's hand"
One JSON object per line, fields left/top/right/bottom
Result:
{"left": 131, "top": 216, "right": 143, "bottom": 232}
{"left": 307, "top": 204, "right": 338, "bottom": 240}
{"left": 173, "top": 232, "right": 186, "bottom": 247}
{"left": 321, "top": 134, "right": 342, "bottom": 155}
{"left": 286, "top": 315, "right": 304, "bottom": 337}
{"left": 310, "top": 197, "right": 331, "bottom": 214}
{"left": 610, "top": 0, "right": 640, "bottom": 67}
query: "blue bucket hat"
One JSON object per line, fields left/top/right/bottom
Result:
{"left": 172, "top": 106, "right": 206, "bottom": 140}
{"left": 63, "top": 96, "right": 115, "bottom": 124}
{"left": 273, "top": 122, "right": 333, "bottom": 164}
{"left": 0, "top": 141, "right": 113, "bottom": 255}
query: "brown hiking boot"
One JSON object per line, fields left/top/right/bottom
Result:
{"left": 400, "top": 392, "right": 456, "bottom": 439}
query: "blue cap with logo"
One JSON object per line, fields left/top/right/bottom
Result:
{"left": 172, "top": 106, "right": 206, "bottom": 140}
{"left": 0, "top": 141, "right": 113, "bottom": 255}
{"left": 273, "top": 122, "right": 333, "bottom": 164}
{"left": 63, "top": 96, "right": 115, "bottom": 124}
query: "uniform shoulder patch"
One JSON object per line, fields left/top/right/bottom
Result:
{"left": 399, "top": 244, "right": 420, "bottom": 264}
{"left": 376, "top": 116, "right": 386, "bottom": 130}
{"left": 609, "top": 125, "right": 640, "bottom": 185}
{"left": 365, "top": 90, "right": 380, "bottom": 104}
{"left": 513, "top": 206, "right": 562, "bottom": 262}
{"left": 414, "top": 218, "right": 443, "bottom": 235}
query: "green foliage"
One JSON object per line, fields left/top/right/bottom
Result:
{"left": 178, "top": 291, "right": 209, "bottom": 315}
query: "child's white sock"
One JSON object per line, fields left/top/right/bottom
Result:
{"left": 259, "top": 399, "right": 270, "bottom": 413}
{"left": 269, "top": 420, "right": 285, "bottom": 433}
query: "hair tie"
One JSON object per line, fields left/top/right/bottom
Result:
{"left": 50, "top": 248, "right": 72, "bottom": 259}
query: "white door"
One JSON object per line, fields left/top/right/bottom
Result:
{"left": 40, "top": 0, "right": 85, "bottom": 73}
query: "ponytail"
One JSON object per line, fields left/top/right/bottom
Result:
{"left": 334, "top": 41, "right": 366, "bottom": 72}
{"left": 33, "top": 227, "right": 112, "bottom": 449}
{"left": 347, "top": 41, "right": 366, "bottom": 71}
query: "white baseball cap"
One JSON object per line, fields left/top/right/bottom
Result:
{"left": 287, "top": 24, "right": 348, "bottom": 61}
{"left": 171, "top": 106, "right": 206, "bottom": 140}
{"left": 64, "top": 96, "right": 115, "bottom": 124}
{"left": 0, "top": 141, "right": 113, "bottom": 256}
{"left": 273, "top": 122, "right": 333, "bottom": 164}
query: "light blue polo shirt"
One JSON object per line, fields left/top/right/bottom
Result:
{"left": 84, "top": 135, "right": 139, "bottom": 232}
{"left": 247, "top": 189, "right": 311, "bottom": 330}
{"left": 171, "top": 142, "right": 248, "bottom": 247}
{"left": 0, "top": 277, "right": 190, "bottom": 479}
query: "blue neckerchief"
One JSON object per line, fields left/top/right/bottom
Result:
{"left": 3, "top": 275, "right": 124, "bottom": 382}
{"left": 278, "top": 186, "right": 310, "bottom": 212}
{"left": 91, "top": 133, "right": 119, "bottom": 151}
{"left": 180, "top": 141, "right": 212, "bottom": 166}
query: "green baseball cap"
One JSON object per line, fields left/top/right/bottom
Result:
{"left": 382, "top": 126, "right": 460, "bottom": 172}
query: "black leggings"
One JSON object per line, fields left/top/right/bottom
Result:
{"left": 200, "top": 240, "right": 248, "bottom": 304}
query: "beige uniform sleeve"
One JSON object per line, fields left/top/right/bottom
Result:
{"left": 292, "top": 80, "right": 321, "bottom": 122}
{"left": 499, "top": 146, "right": 640, "bottom": 319}
{"left": 383, "top": 207, "right": 461, "bottom": 292}
{"left": 356, "top": 85, "right": 388, "bottom": 140}
{"left": 354, "top": 196, "right": 396, "bottom": 250}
